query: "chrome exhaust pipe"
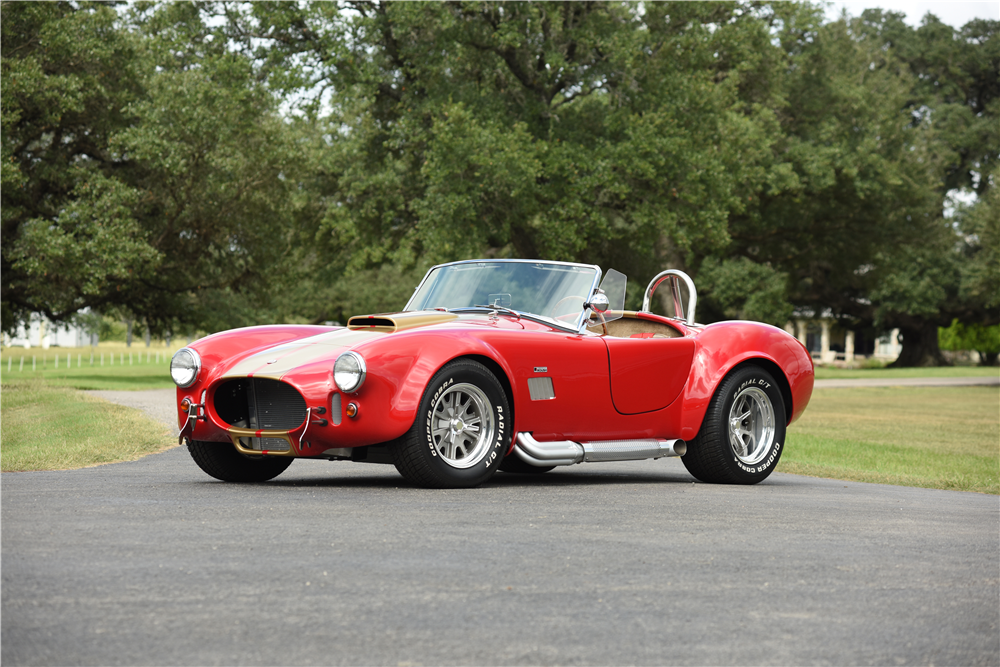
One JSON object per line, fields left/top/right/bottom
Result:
{"left": 514, "top": 433, "right": 686, "bottom": 467}
{"left": 513, "top": 433, "right": 583, "bottom": 466}
{"left": 582, "top": 438, "right": 687, "bottom": 461}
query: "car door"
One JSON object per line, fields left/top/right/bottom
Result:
{"left": 603, "top": 336, "right": 696, "bottom": 414}
{"left": 487, "top": 328, "right": 617, "bottom": 440}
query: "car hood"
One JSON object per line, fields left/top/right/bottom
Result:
{"left": 220, "top": 312, "right": 459, "bottom": 380}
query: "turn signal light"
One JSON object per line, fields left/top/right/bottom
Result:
{"left": 346, "top": 402, "right": 359, "bottom": 418}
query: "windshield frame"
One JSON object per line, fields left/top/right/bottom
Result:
{"left": 404, "top": 259, "right": 604, "bottom": 332}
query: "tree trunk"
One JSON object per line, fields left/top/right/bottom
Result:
{"left": 889, "top": 322, "right": 951, "bottom": 367}
{"left": 979, "top": 351, "right": 999, "bottom": 367}
{"left": 125, "top": 319, "right": 133, "bottom": 347}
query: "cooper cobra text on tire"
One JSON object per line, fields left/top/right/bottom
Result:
{"left": 390, "top": 359, "right": 511, "bottom": 488}
{"left": 187, "top": 440, "right": 293, "bottom": 482}
{"left": 681, "top": 365, "right": 786, "bottom": 484}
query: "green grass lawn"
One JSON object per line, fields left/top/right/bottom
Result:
{"left": 1, "top": 379, "right": 175, "bottom": 471}
{"left": 1, "top": 347, "right": 174, "bottom": 390}
{"left": 781, "top": 386, "right": 999, "bottom": 494}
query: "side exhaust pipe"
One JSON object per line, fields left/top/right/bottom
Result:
{"left": 514, "top": 433, "right": 686, "bottom": 467}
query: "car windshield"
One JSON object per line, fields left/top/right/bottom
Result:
{"left": 405, "top": 260, "right": 600, "bottom": 328}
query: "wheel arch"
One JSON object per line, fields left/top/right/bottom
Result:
{"left": 682, "top": 356, "right": 793, "bottom": 441}
{"left": 461, "top": 354, "right": 515, "bottom": 421}
{"left": 729, "top": 357, "right": 793, "bottom": 425}
{"left": 453, "top": 355, "right": 517, "bottom": 456}
{"left": 360, "top": 332, "right": 519, "bottom": 446}
{"left": 678, "top": 322, "right": 812, "bottom": 441}
{"left": 679, "top": 355, "right": 793, "bottom": 442}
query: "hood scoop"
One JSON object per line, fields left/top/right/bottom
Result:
{"left": 347, "top": 311, "right": 458, "bottom": 333}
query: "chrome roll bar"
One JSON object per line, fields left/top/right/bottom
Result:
{"left": 641, "top": 270, "right": 697, "bottom": 324}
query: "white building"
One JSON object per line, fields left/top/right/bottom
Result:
{"left": 784, "top": 312, "right": 901, "bottom": 364}
{"left": 2, "top": 315, "right": 93, "bottom": 349}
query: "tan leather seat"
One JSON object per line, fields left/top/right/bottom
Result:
{"left": 588, "top": 313, "right": 683, "bottom": 338}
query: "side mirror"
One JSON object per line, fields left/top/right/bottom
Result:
{"left": 586, "top": 292, "right": 610, "bottom": 314}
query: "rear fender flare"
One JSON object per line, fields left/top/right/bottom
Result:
{"left": 677, "top": 323, "right": 812, "bottom": 441}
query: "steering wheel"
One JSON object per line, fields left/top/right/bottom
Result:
{"left": 550, "top": 295, "right": 587, "bottom": 322}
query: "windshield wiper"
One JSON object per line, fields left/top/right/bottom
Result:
{"left": 447, "top": 305, "right": 523, "bottom": 321}
{"left": 472, "top": 304, "right": 521, "bottom": 321}
{"left": 452, "top": 305, "right": 584, "bottom": 332}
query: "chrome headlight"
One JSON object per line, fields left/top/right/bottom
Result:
{"left": 170, "top": 348, "right": 201, "bottom": 388}
{"left": 334, "top": 351, "right": 366, "bottom": 393}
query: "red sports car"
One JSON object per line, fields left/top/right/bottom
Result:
{"left": 172, "top": 260, "right": 813, "bottom": 488}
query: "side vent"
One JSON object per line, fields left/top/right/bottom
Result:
{"left": 527, "top": 377, "right": 555, "bottom": 401}
{"left": 331, "top": 393, "right": 342, "bottom": 426}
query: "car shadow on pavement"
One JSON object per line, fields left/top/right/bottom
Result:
{"left": 193, "top": 467, "right": 704, "bottom": 489}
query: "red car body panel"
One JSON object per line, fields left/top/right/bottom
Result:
{"left": 606, "top": 336, "right": 696, "bottom": 414}
{"left": 176, "top": 311, "right": 813, "bottom": 457}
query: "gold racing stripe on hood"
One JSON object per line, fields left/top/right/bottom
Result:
{"left": 347, "top": 311, "right": 458, "bottom": 333}
{"left": 222, "top": 329, "right": 384, "bottom": 379}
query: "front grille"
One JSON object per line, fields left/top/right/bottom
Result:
{"left": 215, "top": 378, "right": 307, "bottom": 452}
{"left": 243, "top": 436, "right": 290, "bottom": 452}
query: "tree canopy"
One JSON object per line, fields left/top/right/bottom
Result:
{"left": 2, "top": 1, "right": 996, "bottom": 366}
{"left": 2, "top": 1, "right": 301, "bottom": 336}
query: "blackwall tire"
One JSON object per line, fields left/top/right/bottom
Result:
{"left": 187, "top": 440, "right": 293, "bottom": 482}
{"left": 681, "top": 365, "right": 786, "bottom": 484}
{"left": 390, "top": 359, "right": 510, "bottom": 488}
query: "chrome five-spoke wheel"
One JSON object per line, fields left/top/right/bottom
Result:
{"left": 728, "top": 386, "right": 775, "bottom": 465}
{"left": 430, "top": 383, "right": 496, "bottom": 468}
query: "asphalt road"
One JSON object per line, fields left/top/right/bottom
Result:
{"left": 2, "top": 389, "right": 998, "bottom": 666}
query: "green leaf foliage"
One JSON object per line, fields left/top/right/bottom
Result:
{"left": 2, "top": 1, "right": 145, "bottom": 329}
{"left": 2, "top": 1, "right": 303, "bottom": 336}
{"left": 939, "top": 319, "right": 1000, "bottom": 366}
{"left": 722, "top": 8, "right": 998, "bottom": 365}
{"left": 219, "top": 2, "right": 782, "bottom": 291}
{"left": 697, "top": 256, "right": 793, "bottom": 326}
{"left": 1, "top": 1, "right": 996, "bottom": 368}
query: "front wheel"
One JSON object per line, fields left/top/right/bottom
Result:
{"left": 188, "top": 440, "right": 293, "bottom": 482}
{"left": 681, "top": 365, "right": 786, "bottom": 484}
{"left": 390, "top": 359, "right": 511, "bottom": 488}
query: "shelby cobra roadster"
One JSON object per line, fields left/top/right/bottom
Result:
{"left": 172, "top": 260, "right": 813, "bottom": 488}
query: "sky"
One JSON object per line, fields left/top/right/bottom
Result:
{"left": 824, "top": 0, "right": 999, "bottom": 28}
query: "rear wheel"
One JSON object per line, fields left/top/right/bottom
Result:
{"left": 681, "top": 365, "right": 786, "bottom": 484}
{"left": 390, "top": 359, "right": 510, "bottom": 488}
{"left": 187, "top": 440, "right": 293, "bottom": 482}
